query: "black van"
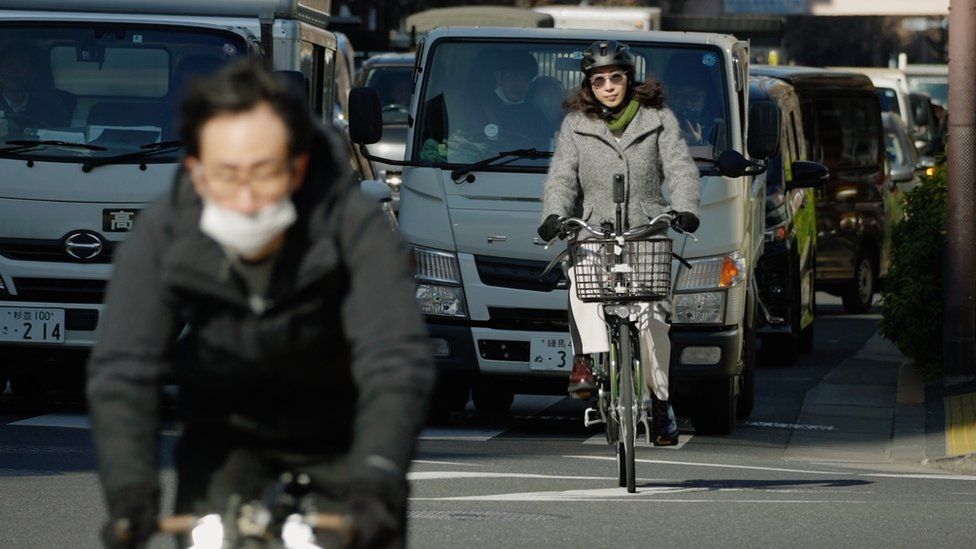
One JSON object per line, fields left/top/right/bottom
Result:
{"left": 751, "top": 67, "right": 886, "bottom": 314}
{"left": 749, "top": 76, "right": 828, "bottom": 364}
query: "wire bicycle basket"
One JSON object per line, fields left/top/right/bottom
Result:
{"left": 569, "top": 237, "right": 673, "bottom": 302}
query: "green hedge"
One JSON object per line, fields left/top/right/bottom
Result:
{"left": 880, "top": 163, "right": 947, "bottom": 371}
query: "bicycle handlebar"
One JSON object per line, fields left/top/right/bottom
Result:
{"left": 546, "top": 212, "right": 698, "bottom": 248}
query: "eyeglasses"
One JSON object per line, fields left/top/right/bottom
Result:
{"left": 589, "top": 72, "right": 627, "bottom": 88}
{"left": 196, "top": 160, "right": 295, "bottom": 199}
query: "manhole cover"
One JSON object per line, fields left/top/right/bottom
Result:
{"left": 409, "top": 510, "right": 562, "bottom": 522}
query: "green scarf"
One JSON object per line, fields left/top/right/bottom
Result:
{"left": 605, "top": 99, "right": 640, "bottom": 133}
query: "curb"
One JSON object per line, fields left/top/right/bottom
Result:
{"left": 922, "top": 453, "right": 976, "bottom": 474}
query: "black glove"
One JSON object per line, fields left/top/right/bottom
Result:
{"left": 537, "top": 214, "right": 564, "bottom": 242}
{"left": 672, "top": 211, "right": 700, "bottom": 234}
{"left": 349, "top": 491, "right": 400, "bottom": 549}
{"left": 102, "top": 484, "right": 159, "bottom": 549}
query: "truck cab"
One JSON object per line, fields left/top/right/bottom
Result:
{"left": 350, "top": 27, "right": 767, "bottom": 434}
{"left": 0, "top": 0, "right": 341, "bottom": 398}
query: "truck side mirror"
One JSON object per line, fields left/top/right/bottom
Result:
{"left": 788, "top": 160, "right": 829, "bottom": 189}
{"left": 349, "top": 87, "right": 384, "bottom": 145}
{"left": 747, "top": 101, "right": 780, "bottom": 160}
{"left": 716, "top": 149, "right": 765, "bottom": 178}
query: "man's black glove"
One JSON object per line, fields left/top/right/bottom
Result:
{"left": 102, "top": 484, "right": 159, "bottom": 549}
{"left": 537, "top": 214, "right": 564, "bottom": 242}
{"left": 349, "top": 491, "right": 400, "bottom": 549}
{"left": 672, "top": 211, "right": 700, "bottom": 234}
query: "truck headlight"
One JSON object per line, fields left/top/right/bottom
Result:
{"left": 672, "top": 253, "right": 747, "bottom": 326}
{"left": 416, "top": 284, "right": 467, "bottom": 317}
{"left": 413, "top": 246, "right": 466, "bottom": 317}
{"left": 673, "top": 292, "right": 725, "bottom": 324}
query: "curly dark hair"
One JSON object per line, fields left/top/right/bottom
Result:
{"left": 563, "top": 76, "right": 665, "bottom": 119}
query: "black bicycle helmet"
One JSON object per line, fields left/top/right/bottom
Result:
{"left": 580, "top": 40, "right": 635, "bottom": 75}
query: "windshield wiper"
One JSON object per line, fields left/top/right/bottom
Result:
{"left": 81, "top": 140, "right": 183, "bottom": 173}
{"left": 450, "top": 148, "right": 553, "bottom": 184}
{"left": 1, "top": 140, "right": 108, "bottom": 153}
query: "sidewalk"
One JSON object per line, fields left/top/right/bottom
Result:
{"left": 782, "top": 331, "right": 976, "bottom": 473}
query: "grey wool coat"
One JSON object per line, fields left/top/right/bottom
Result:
{"left": 542, "top": 105, "right": 700, "bottom": 228}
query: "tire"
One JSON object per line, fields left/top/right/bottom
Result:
{"left": 471, "top": 382, "right": 514, "bottom": 415}
{"left": 842, "top": 251, "right": 876, "bottom": 314}
{"left": 618, "top": 324, "right": 636, "bottom": 493}
{"left": 428, "top": 378, "right": 470, "bottom": 422}
{"left": 691, "top": 377, "right": 737, "bottom": 435}
{"left": 737, "top": 290, "right": 757, "bottom": 419}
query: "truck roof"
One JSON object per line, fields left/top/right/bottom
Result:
{"left": 750, "top": 65, "right": 875, "bottom": 92}
{"left": 0, "top": 0, "right": 330, "bottom": 21}
{"left": 405, "top": 7, "right": 554, "bottom": 33}
{"left": 422, "top": 26, "right": 741, "bottom": 49}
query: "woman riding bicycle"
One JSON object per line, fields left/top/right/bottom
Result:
{"left": 537, "top": 40, "right": 701, "bottom": 446}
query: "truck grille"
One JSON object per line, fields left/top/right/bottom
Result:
{"left": 4, "top": 278, "right": 107, "bottom": 304}
{"left": 0, "top": 238, "right": 116, "bottom": 263}
{"left": 475, "top": 255, "right": 566, "bottom": 292}
{"left": 486, "top": 307, "right": 569, "bottom": 331}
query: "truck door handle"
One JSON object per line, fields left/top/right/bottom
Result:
{"left": 487, "top": 235, "right": 508, "bottom": 243}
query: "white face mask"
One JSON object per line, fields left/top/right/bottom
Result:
{"left": 199, "top": 197, "right": 297, "bottom": 259}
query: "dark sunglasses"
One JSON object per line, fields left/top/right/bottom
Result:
{"left": 589, "top": 72, "right": 627, "bottom": 88}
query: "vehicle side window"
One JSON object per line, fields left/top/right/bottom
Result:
{"left": 885, "top": 131, "right": 907, "bottom": 167}
{"left": 299, "top": 40, "right": 324, "bottom": 117}
{"left": 813, "top": 96, "right": 881, "bottom": 171}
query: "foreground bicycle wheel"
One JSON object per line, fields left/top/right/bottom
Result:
{"left": 618, "top": 324, "right": 636, "bottom": 493}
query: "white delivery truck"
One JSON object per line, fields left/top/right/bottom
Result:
{"left": 350, "top": 27, "right": 777, "bottom": 434}
{"left": 0, "top": 0, "right": 343, "bottom": 398}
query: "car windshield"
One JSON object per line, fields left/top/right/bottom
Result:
{"left": 907, "top": 78, "right": 947, "bottom": 107}
{"left": 0, "top": 24, "right": 244, "bottom": 162}
{"left": 363, "top": 65, "right": 413, "bottom": 125}
{"left": 413, "top": 40, "right": 731, "bottom": 168}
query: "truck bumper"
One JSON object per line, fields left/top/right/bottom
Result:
{"left": 670, "top": 326, "right": 741, "bottom": 386}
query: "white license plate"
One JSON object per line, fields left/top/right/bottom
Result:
{"left": 529, "top": 335, "right": 572, "bottom": 371}
{"left": 0, "top": 307, "right": 65, "bottom": 344}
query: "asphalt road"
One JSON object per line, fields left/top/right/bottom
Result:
{"left": 2, "top": 294, "right": 974, "bottom": 548}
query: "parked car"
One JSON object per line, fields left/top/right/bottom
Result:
{"left": 351, "top": 27, "right": 776, "bottom": 434}
{"left": 752, "top": 66, "right": 888, "bottom": 314}
{"left": 353, "top": 52, "right": 416, "bottom": 209}
{"left": 750, "top": 76, "right": 828, "bottom": 365}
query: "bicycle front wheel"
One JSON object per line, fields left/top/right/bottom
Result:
{"left": 618, "top": 323, "right": 636, "bottom": 493}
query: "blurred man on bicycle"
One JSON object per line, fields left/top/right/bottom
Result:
{"left": 87, "top": 60, "right": 434, "bottom": 548}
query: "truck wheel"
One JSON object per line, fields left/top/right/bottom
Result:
{"left": 472, "top": 382, "right": 514, "bottom": 415}
{"left": 691, "top": 377, "right": 737, "bottom": 435}
{"left": 737, "top": 289, "right": 757, "bottom": 419}
{"left": 842, "top": 252, "right": 875, "bottom": 314}
{"left": 428, "top": 378, "right": 470, "bottom": 422}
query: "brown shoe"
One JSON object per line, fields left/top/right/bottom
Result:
{"left": 567, "top": 355, "right": 595, "bottom": 398}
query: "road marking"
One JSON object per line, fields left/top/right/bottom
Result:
{"left": 565, "top": 455, "right": 855, "bottom": 476}
{"left": 861, "top": 473, "right": 976, "bottom": 481}
{"left": 745, "top": 421, "right": 835, "bottom": 432}
{"left": 582, "top": 433, "right": 692, "bottom": 449}
{"left": 412, "top": 460, "right": 482, "bottom": 467}
{"left": 419, "top": 427, "right": 506, "bottom": 441}
{"left": 408, "top": 471, "right": 617, "bottom": 481}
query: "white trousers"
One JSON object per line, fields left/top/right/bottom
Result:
{"left": 567, "top": 264, "right": 672, "bottom": 401}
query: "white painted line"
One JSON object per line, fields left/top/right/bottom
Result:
{"left": 745, "top": 421, "right": 835, "bottom": 432}
{"left": 565, "top": 455, "right": 855, "bottom": 476}
{"left": 9, "top": 414, "right": 91, "bottom": 429}
{"left": 412, "top": 495, "right": 870, "bottom": 504}
{"left": 412, "top": 460, "right": 482, "bottom": 467}
{"left": 416, "top": 485, "right": 704, "bottom": 501}
{"left": 419, "top": 427, "right": 506, "bottom": 442}
{"left": 408, "top": 471, "right": 615, "bottom": 481}
{"left": 861, "top": 473, "right": 976, "bottom": 481}
{"left": 582, "top": 433, "right": 693, "bottom": 449}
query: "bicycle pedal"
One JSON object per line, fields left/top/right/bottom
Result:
{"left": 583, "top": 407, "right": 604, "bottom": 427}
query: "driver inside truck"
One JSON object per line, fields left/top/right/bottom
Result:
{"left": 663, "top": 52, "right": 717, "bottom": 148}
{"left": 0, "top": 43, "right": 71, "bottom": 137}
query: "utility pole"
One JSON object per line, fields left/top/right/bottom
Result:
{"left": 944, "top": 0, "right": 976, "bottom": 380}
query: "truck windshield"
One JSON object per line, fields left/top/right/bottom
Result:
{"left": 413, "top": 40, "right": 731, "bottom": 169}
{"left": 0, "top": 24, "right": 244, "bottom": 162}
